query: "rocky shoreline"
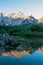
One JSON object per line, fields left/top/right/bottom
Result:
{"left": 2, "top": 50, "right": 30, "bottom": 57}
{"left": 1, "top": 47, "right": 43, "bottom": 57}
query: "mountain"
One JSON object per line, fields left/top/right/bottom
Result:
{"left": 21, "top": 15, "right": 38, "bottom": 25}
{"left": 38, "top": 17, "right": 43, "bottom": 23}
{"left": 0, "top": 12, "right": 39, "bottom": 26}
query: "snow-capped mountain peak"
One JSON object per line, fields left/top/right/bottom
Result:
{"left": 0, "top": 12, "right": 39, "bottom": 26}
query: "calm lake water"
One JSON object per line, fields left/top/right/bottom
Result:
{"left": 0, "top": 50, "right": 43, "bottom": 65}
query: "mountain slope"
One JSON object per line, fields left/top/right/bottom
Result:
{"left": 38, "top": 17, "right": 43, "bottom": 23}
{"left": 0, "top": 12, "right": 39, "bottom": 26}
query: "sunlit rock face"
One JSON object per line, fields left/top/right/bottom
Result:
{"left": 0, "top": 12, "right": 39, "bottom": 26}
{"left": 38, "top": 47, "right": 43, "bottom": 52}
{"left": 38, "top": 17, "right": 43, "bottom": 23}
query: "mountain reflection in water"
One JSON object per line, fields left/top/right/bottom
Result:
{"left": 0, "top": 49, "right": 43, "bottom": 65}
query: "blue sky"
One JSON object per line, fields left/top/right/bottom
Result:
{"left": 0, "top": 0, "right": 43, "bottom": 18}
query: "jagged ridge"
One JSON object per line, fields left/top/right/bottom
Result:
{"left": 0, "top": 12, "right": 40, "bottom": 26}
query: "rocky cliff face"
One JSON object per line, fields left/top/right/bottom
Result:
{"left": 0, "top": 12, "right": 39, "bottom": 26}
{"left": 38, "top": 17, "right": 43, "bottom": 23}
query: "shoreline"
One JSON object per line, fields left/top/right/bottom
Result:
{"left": 2, "top": 50, "right": 30, "bottom": 57}
{"left": 1, "top": 47, "right": 43, "bottom": 57}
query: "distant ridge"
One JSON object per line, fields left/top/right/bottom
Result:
{"left": 0, "top": 12, "right": 42, "bottom": 26}
{"left": 38, "top": 17, "right": 43, "bottom": 23}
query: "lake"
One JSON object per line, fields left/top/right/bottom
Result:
{"left": 0, "top": 50, "right": 43, "bottom": 65}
